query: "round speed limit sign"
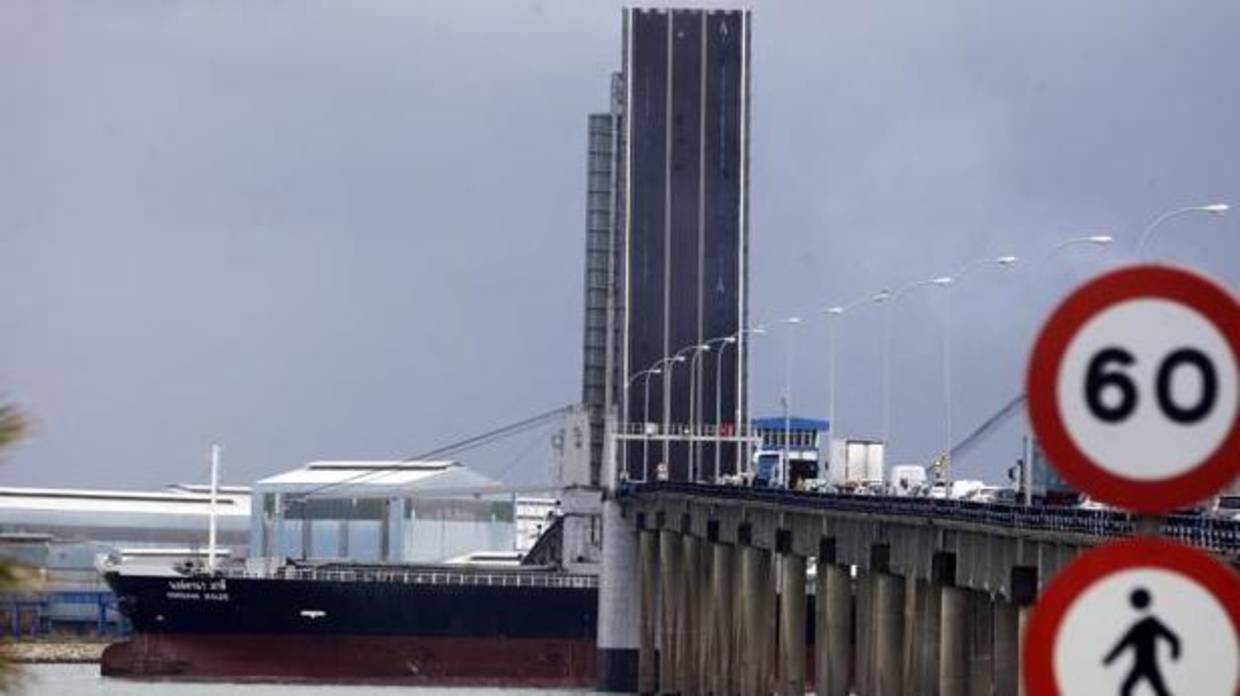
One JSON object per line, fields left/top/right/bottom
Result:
{"left": 1027, "top": 265, "right": 1239, "bottom": 512}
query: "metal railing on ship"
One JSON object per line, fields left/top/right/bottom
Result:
{"left": 215, "top": 566, "right": 598, "bottom": 590}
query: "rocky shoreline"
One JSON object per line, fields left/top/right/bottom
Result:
{"left": 3, "top": 641, "right": 109, "bottom": 663}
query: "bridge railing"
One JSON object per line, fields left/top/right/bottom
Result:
{"left": 625, "top": 482, "right": 1240, "bottom": 556}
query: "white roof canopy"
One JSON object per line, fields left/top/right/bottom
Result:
{"left": 254, "top": 460, "right": 512, "bottom": 500}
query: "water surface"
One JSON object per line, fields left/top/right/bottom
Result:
{"left": 18, "top": 664, "right": 599, "bottom": 695}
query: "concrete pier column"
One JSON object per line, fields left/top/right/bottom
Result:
{"left": 761, "top": 551, "right": 779, "bottom": 694}
{"left": 993, "top": 599, "right": 1019, "bottom": 696}
{"left": 778, "top": 552, "right": 807, "bottom": 696}
{"left": 1011, "top": 565, "right": 1038, "bottom": 696}
{"left": 855, "top": 571, "right": 873, "bottom": 695}
{"left": 939, "top": 586, "right": 970, "bottom": 696}
{"left": 920, "top": 580, "right": 942, "bottom": 696}
{"left": 815, "top": 550, "right": 850, "bottom": 696}
{"left": 712, "top": 542, "right": 735, "bottom": 696}
{"left": 1017, "top": 605, "right": 1031, "bottom": 696}
{"left": 968, "top": 594, "right": 994, "bottom": 696}
{"left": 741, "top": 544, "right": 773, "bottom": 695}
{"left": 900, "top": 574, "right": 919, "bottom": 696}
{"left": 659, "top": 530, "right": 682, "bottom": 695}
{"left": 638, "top": 528, "right": 659, "bottom": 694}
{"left": 680, "top": 534, "right": 700, "bottom": 693}
{"left": 732, "top": 540, "right": 749, "bottom": 693}
{"left": 874, "top": 573, "right": 906, "bottom": 696}
{"left": 596, "top": 500, "right": 639, "bottom": 691}
{"left": 695, "top": 540, "right": 713, "bottom": 696}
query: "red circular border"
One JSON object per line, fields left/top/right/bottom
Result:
{"left": 1027, "top": 264, "right": 1240, "bottom": 513}
{"left": 1023, "top": 537, "right": 1240, "bottom": 696}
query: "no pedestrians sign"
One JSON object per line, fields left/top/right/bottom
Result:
{"left": 1023, "top": 537, "right": 1240, "bottom": 696}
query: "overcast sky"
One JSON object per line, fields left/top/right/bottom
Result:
{"left": 2, "top": 0, "right": 1236, "bottom": 490}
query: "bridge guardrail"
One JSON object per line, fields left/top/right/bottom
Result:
{"left": 624, "top": 482, "right": 1240, "bottom": 557}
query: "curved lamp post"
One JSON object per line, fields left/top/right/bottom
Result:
{"left": 939, "top": 255, "right": 1019, "bottom": 485}
{"left": 624, "top": 366, "right": 662, "bottom": 480}
{"left": 822, "top": 295, "right": 877, "bottom": 452}
{"left": 876, "top": 278, "right": 951, "bottom": 451}
{"left": 1135, "top": 203, "right": 1228, "bottom": 258}
{"left": 778, "top": 317, "right": 803, "bottom": 487}
{"left": 664, "top": 346, "right": 701, "bottom": 477}
{"left": 686, "top": 344, "right": 712, "bottom": 481}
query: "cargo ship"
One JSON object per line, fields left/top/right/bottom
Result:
{"left": 99, "top": 553, "right": 600, "bottom": 686}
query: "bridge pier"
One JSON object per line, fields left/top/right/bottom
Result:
{"left": 597, "top": 499, "right": 639, "bottom": 691}
{"left": 911, "top": 578, "right": 938, "bottom": 696}
{"left": 855, "top": 570, "right": 871, "bottom": 695}
{"left": 993, "top": 598, "right": 1019, "bottom": 696}
{"left": 724, "top": 538, "right": 744, "bottom": 694}
{"left": 898, "top": 574, "right": 918, "bottom": 696}
{"left": 939, "top": 585, "right": 969, "bottom": 696}
{"left": 1017, "top": 605, "right": 1030, "bottom": 696}
{"left": 659, "top": 529, "right": 681, "bottom": 695}
{"left": 969, "top": 593, "right": 995, "bottom": 696}
{"left": 679, "top": 533, "right": 700, "bottom": 693}
{"left": 740, "top": 543, "right": 774, "bottom": 695}
{"left": 710, "top": 541, "right": 734, "bottom": 696}
{"left": 693, "top": 538, "right": 712, "bottom": 696}
{"left": 815, "top": 543, "right": 850, "bottom": 696}
{"left": 778, "top": 542, "right": 806, "bottom": 696}
{"left": 638, "top": 527, "right": 659, "bottom": 694}
{"left": 874, "top": 572, "right": 905, "bottom": 696}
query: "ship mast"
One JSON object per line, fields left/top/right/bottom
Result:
{"left": 208, "top": 443, "right": 220, "bottom": 573}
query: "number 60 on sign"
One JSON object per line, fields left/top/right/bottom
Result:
{"left": 1026, "top": 265, "right": 1239, "bottom": 513}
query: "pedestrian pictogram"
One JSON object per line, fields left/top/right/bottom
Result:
{"left": 1026, "top": 264, "right": 1240, "bottom": 513}
{"left": 1023, "top": 537, "right": 1240, "bottom": 696}
{"left": 1101, "top": 587, "right": 1180, "bottom": 696}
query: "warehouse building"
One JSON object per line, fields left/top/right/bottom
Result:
{"left": 248, "top": 460, "right": 516, "bottom": 566}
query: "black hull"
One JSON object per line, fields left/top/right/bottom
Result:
{"left": 104, "top": 571, "right": 597, "bottom": 637}
{"left": 102, "top": 569, "right": 600, "bottom": 686}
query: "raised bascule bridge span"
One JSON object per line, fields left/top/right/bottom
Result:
{"left": 599, "top": 481, "right": 1240, "bottom": 695}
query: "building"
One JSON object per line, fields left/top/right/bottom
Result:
{"left": 610, "top": 8, "right": 751, "bottom": 483}
{"left": 248, "top": 460, "right": 516, "bottom": 565}
{"left": 750, "top": 416, "right": 829, "bottom": 489}
{"left": 0, "top": 485, "right": 251, "bottom": 636}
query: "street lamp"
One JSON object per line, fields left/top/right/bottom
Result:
{"left": 687, "top": 343, "right": 712, "bottom": 481}
{"left": 1051, "top": 234, "right": 1114, "bottom": 252}
{"left": 939, "top": 255, "right": 1018, "bottom": 485}
{"left": 876, "top": 278, "right": 951, "bottom": 450}
{"left": 1013, "top": 234, "right": 1114, "bottom": 503}
{"left": 822, "top": 295, "right": 875, "bottom": 454}
{"left": 687, "top": 334, "right": 743, "bottom": 482}
{"left": 1135, "top": 203, "right": 1228, "bottom": 258}
{"left": 730, "top": 326, "right": 766, "bottom": 478}
{"left": 624, "top": 366, "right": 662, "bottom": 481}
{"left": 707, "top": 335, "right": 739, "bottom": 480}
{"left": 778, "top": 317, "right": 803, "bottom": 488}
{"left": 664, "top": 346, "right": 700, "bottom": 477}
{"left": 698, "top": 329, "right": 763, "bottom": 480}
{"left": 644, "top": 356, "right": 684, "bottom": 479}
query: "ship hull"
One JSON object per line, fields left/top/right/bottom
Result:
{"left": 102, "top": 633, "right": 597, "bottom": 686}
{"left": 102, "top": 570, "right": 599, "bottom": 686}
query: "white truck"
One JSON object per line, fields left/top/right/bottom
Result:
{"left": 826, "top": 439, "right": 885, "bottom": 491}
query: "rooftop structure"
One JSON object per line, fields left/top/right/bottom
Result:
{"left": 250, "top": 460, "right": 516, "bottom": 565}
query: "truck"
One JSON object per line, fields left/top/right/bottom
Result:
{"left": 889, "top": 465, "right": 926, "bottom": 495}
{"left": 826, "top": 438, "right": 885, "bottom": 491}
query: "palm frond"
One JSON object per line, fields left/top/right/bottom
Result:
{"left": 0, "top": 406, "right": 25, "bottom": 450}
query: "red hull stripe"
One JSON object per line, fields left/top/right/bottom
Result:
{"left": 102, "top": 633, "right": 598, "bottom": 687}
